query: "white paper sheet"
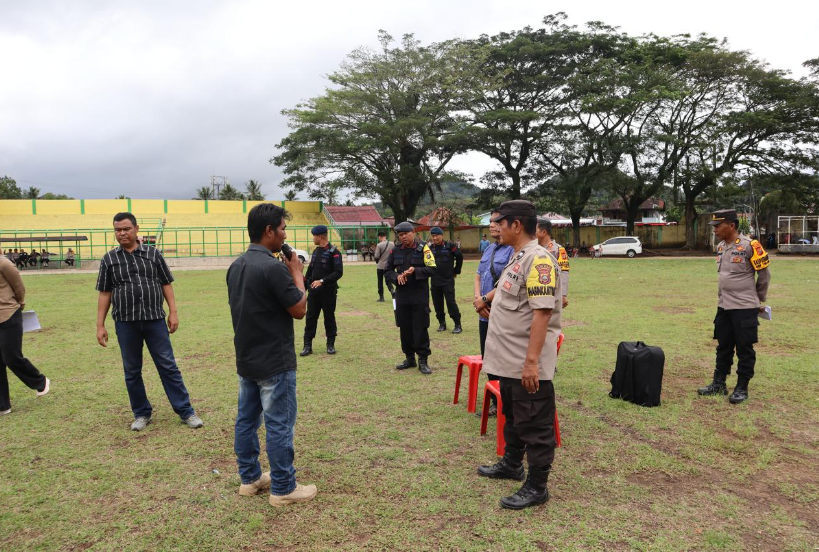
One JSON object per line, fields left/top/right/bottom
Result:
{"left": 758, "top": 306, "right": 772, "bottom": 321}
{"left": 22, "top": 310, "right": 41, "bottom": 332}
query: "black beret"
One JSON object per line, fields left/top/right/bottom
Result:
{"left": 311, "top": 225, "right": 328, "bottom": 235}
{"left": 430, "top": 226, "right": 443, "bottom": 235}
{"left": 394, "top": 222, "right": 415, "bottom": 233}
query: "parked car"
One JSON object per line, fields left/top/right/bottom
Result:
{"left": 591, "top": 236, "right": 643, "bottom": 258}
{"left": 283, "top": 243, "right": 308, "bottom": 263}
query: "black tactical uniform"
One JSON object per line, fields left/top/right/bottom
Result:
{"left": 301, "top": 243, "right": 343, "bottom": 355}
{"left": 429, "top": 236, "right": 463, "bottom": 333}
{"left": 385, "top": 233, "right": 437, "bottom": 374}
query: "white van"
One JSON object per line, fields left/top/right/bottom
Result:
{"left": 592, "top": 236, "right": 643, "bottom": 257}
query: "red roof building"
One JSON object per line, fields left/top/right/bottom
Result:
{"left": 323, "top": 205, "right": 391, "bottom": 226}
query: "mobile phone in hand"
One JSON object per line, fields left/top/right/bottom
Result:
{"left": 281, "top": 244, "right": 293, "bottom": 260}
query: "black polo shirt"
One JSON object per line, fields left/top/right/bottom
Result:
{"left": 95, "top": 245, "right": 174, "bottom": 322}
{"left": 226, "top": 244, "right": 304, "bottom": 380}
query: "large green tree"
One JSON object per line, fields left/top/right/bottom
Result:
{"left": 272, "top": 32, "right": 468, "bottom": 222}
{"left": 674, "top": 55, "right": 819, "bottom": 247}
{"left": 0, "top": 176, "right": 22, "bottom": 199}
{"left": 457, "top": 14, "right": 577, "bottom": 200}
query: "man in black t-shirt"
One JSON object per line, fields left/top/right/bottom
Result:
{"left": 226, "top": 203, "right": 317, "bottom": 508}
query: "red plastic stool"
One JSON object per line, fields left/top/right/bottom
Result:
{"left": 480, "top": 380, "right": 562, "bottom": 456}
{"left": 453, "top": 355, "right": 483, "bottom": 413}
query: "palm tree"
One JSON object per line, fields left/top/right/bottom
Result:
{"left": 196, "top": 186, "right": 213, "bottom": 200}
{"left": 219, "top": 183, "right": 244, "bottom": 201}
{"left": 244, "top": 179, "right": 265, "bottom": 201}
{"left": 309, "top": 182, "right": 342, "bottom": 205}
{"left": 283, "top": 189, "right": 298, "bottom": 201}
{"left": 24, "top": 186, "right": 40, "bottom": 199}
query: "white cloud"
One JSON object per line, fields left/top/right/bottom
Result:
{"left": 1, "top": 0, "right": 816, "bottom": 198}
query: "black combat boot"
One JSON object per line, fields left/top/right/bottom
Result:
{"left": 477, "top": 447, "right": 525, "bottom": 481}
{"left": 395, "top": 356, "right": 416, "bottom": 370}
{"left": 500, "top": 465, "right": 551, "bottom": 510}
{"left": 418, "top": 357, "right": 432, "bottom": 375}
{"left": 437, "top": 322, "right": 446, "bottom": 332}
{"left": 451, "top": 320, "right": 462, "bottom": 334}
{"left": 728, "top": 378, "right": 749, "bottom": 404}
{"left": 326, "top": 336, "right": 337, "bottom": 355}
{"left": 697, "top": 370, "right": 728, "bottom": 396}
{"left": 378, "top": 293, "right": 385, "bottom": 302}
{"left": 299, "top": 339, "right": 313, "bottom": 357}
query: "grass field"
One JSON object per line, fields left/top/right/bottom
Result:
{"left": 1, "top": 257, "right": 818, "bottom": 550}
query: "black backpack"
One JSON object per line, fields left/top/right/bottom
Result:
{"left": 609, "top": 341, "right": 664, "bottom": 407}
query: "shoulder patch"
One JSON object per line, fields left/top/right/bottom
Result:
{"left": 557, "top": 247, "right": 570, "bottom": 271}
{"left": 749, "top": 239, "right": 770, "bottom": 271}
{"left": 526, "top": 255, "right": 556, "bottom": 298}
{"left": 422, "top": 243, "right": 436, "bottom": 267}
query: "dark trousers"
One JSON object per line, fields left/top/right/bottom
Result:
{"left": 396, "top": 303, "right": 431, "bottom": 359}
{"left": 431, "top": 283, "right": 460, "bottom": 325}
{"left": 714, "top": 307, "right": 759, "bottom": 382}
{"left": 377, "top": 269, "right": 394, "bottom": 297}
{"left": 0, "top": 309, "right": 46, "bottom": 411}
{"left": 303, "top": 287, "right": 337, "bottom": 340}
{"left": 479, "top": 320, "right": 499, "bottom": 405}
{"left": 499, "top": 377, "right": 556, "bottom": 467}
{"left": 114, "top": 319, "right": 195, "bottom": 419}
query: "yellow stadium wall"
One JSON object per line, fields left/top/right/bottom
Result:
{"left": 0, "top": 199, "right": 328, "bottom": 230}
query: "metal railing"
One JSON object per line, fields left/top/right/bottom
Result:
{"left": 0, "top": 225, "right": 396, "bottom": 264}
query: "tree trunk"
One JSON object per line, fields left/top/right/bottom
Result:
{"left": 683, "top": 194, "right": 698, "bottom": 249}
{"left": 510, "top": 172, "right": 521, "bottom": 200}
{"left": 570, "top": 210, "right": 583, "bottom": 248}
{"left": 625, "top": 201, "right": 641, "bottom": 236}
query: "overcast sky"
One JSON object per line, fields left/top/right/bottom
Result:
{"left": 1, "top": 0, "right": 816, "bottom": 200}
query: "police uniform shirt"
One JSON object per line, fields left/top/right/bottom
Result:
{"left": 429, "top": 240, "right": 463, "bottom": 287}
{"left": 306, "top": 244, "right": 343, "bottom": 286}
{"left": 544, "top": 240, "right": 570, "bottom": 297}
{"left": 387, "top": 241, "right": 437, "bottom": 304}
{"left": 716, "top": 235, "right": 771, "bottom": 309}
{"left": 483, "top": 240, "right": 563, "bottom": 381}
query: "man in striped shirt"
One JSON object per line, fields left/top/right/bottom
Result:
{"left": 96, "top": 212, "right": 202, "bottom": 432}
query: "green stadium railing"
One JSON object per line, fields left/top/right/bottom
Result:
{"left": 0, "top": 225, "right": 394, "bottom": 265}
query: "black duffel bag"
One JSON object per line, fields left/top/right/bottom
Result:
{"left": 609, "top": 341, "right": 664, "bottom": 407}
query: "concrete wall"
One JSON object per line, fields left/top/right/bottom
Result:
{"left": 0, "top": 199, "right": 327, "bottom": 231}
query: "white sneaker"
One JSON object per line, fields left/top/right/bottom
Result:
{"left": 36, "top": 378, "right": 50, "bottom": 397}
{"left": 0, "top": 409, "right": 10, "bottom": 416}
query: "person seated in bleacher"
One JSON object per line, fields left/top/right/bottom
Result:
{"left": 65, "top": 249, "right": 75, "bottom": 267}
{"left": 16, "top": 251, "right": 29, "bottom": 270}
{"left": 28, "top": 250, "right": 39, "bottom": 267}
{"left": 40, "top": 249, "right": 50, "bottom": 267}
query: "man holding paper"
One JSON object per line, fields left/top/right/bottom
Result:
{"left": 698, "top": 209, "right": 771, "bottom": 404}
{"left": 0, "top": 255, "right": 50, "bottom": 415}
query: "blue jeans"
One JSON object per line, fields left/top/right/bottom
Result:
{"left": 114, "top": 319, "right": 195, "bottom": 420}
{"left": 234, "top": 371, "right": 297, "bottom": 496}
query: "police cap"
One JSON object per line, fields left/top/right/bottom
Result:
{"left": 394, "top": 222, "right": 415, "bottom": 233}
{"left": 311, "top": 225, "right": 328, "bottom": 235}
{"left": 430, "top": 226, "right": 443, "bottom": 235}
{"left": 491, "top": 200, "right": 537, "bottom": 222}
{"left": 709, "top": 209, "right": 738, "bottom": 226}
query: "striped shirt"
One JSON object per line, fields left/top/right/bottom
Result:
{"left": 96, "top": 245, "right": 174, "bottom": 322}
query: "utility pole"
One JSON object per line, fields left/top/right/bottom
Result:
{"left": 210, "top": 175, "right": 228, "bottom": 199}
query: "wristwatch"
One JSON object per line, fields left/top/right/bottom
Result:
{"left": 482, "top": 294, "right": 490, "bottom": 304}
{"left": 320, "top": 279, "right": 324, "bottom": 284}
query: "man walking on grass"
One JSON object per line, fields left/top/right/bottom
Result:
{"left": 96, "top": 212, "right": 203, "bottom": 432}
{"left": 227, "top": 203, "right": 317, "bottom": 507}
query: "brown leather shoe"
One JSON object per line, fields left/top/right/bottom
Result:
{"left": 269, "top": 483, "right": 318, "bottom": 507}
{"left": 238, "top": 473, "right": 271, "bottom": 496}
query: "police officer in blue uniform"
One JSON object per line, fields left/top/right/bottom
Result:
{"left": 300, "top": 225, "right": 343, "bottom": 356}
{"left": 385, "top": 222, "right": 437, "bottom": 375}
{"left": 428, "top": 226, "right": 464, "bottom": 334}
